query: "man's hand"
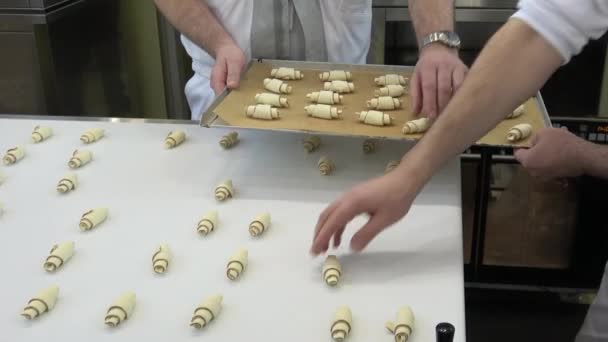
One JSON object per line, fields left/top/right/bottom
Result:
{"left": 310, "top": 169, "right": 420, "bottom": 255}
{"left": 210, "top": 42, "right": 247, "bottom": 95}
{"left": 410, "top": 44, "right": 468, "bottom": 119}
{"left": 514, "top": 127, "right": 589, "bottom": 179}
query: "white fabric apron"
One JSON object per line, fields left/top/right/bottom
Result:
{"left": 181, "top": 0, "right": 372, "bottom": 120}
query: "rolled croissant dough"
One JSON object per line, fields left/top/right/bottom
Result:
{"left": 331, "top": 306, "right": 352, "bottom": 342}
{"left": 21, "top": 286, "right": 59, "bottom": 320}
{"left": 105, "top": 291, "right": 136, "bottom": 327}
{"left": 226, "top": 248, "right": 248, "bottom": 280}
{"left": 191, "top": 294, "right": 223, "bottom": 329}
{"left": 31, "top": 126, "right": 53, "bottom": 143}
{"left": 152, "top": 244, "right": 171, "bottom": 274}
{"left": 44, "top": 241, "right": 74, "bottom": 273}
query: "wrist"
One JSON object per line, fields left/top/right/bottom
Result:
{"left": 392, "top": 155, "right": 431, "bottom": 195}
{"left": 210, "top": 36, "right": 238, "bottom": 58}
{"left": 579, "top": 139, "right": 600, "bottom": 176}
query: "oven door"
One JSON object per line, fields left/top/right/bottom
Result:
{"left": 369, "top": 3, "right": 515, "bottom": 66}
{"left": 462, "top": 147, "right": 608, "bottom": 290}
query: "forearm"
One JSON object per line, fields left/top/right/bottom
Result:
{"left": 408, "top": 0, "right": 454, "bottom": 46}
{"left": 397, "top": 19, "right": 563, "bottom": 188}
{"left": 154, "top": 0, "right": 236, "bottom": 56}
{"left": 582, "top": 142, "right": 608, "bottom": 179}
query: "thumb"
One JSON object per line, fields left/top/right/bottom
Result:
{"left": 514, "top": 148, "right": 531, "bottom": 165}
{"left": 210, "top": 58, "right": 227, "bottom": 95}
{"left": 226, "top": 59, "right": 242, "bottom": 89}
{"left": 350, "top": 213, "right": 391, "bottom": 252}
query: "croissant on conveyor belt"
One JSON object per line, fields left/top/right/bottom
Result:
{"left": 363, "top": 139, "right": 376, "bottom": 154}
{"left": 264, "top": 78, "right": 292, "bottom": 94}
{"left": 303, "top": 136, "right": 321, "bottom": 153}
{"left": 386, "top": 306, "right": 415, "bottom": 342}
{"left": 197, "top": 210, "right": 218, "bottom": 235}
{"left": 401, "top": 117, "right": 431, "bottom": 134}
{"left": 3, "top": 146, "right": 25, "bottom": 165}
{"left": 57, "top": 173, "right": 77, "bottom": 193}
{"left": 318, "top": 156, "right": 335, "bottom": 175}
{"left": 226, "top": 248, "right": 248, "bottom": 281}
{"left": 165, "top": 130, "right": 186, "bottom": 149}
{"left": 255, "top": 93, "right": 289, "bottom": 107}
{"left": 21, "top": 286, "right": 59, "bottom": 320}
{"left": 307, "top": 91, "right": 343, "bottom": 105}
{"left": 305, "top": 104, "right": 342, "bottom": 120}
{"left": 331, "top": 306, "right": 353, "bottom": 341}
{"left": 249, "top": 212, "right": 271, "bottom": 237}
{"left": 80, "top": 128, "right": 104, "bottom": 144}
{"left": 375, "top": 85, "right": 406, "bottom": 97}
{"left": 507, "top": 123, "right": 533, "bottom": 142}
{"left": 319, "top": 70, "right": 352, "bottom": 81}
{"left": 31, "top": 126, "right": 53, "bottom": 143}
{"left": 245, "top": 104, "right": 280, "bottom": 120}
{"left": 324, "top": 81, "right": 355, "bottom": 94}
{"left": 271, "top": 67, "right": 304, "bottom": 80}
{"left": 375, "top": 74, "right": 407, "bottom": 86}
{"left": 190, "top": 294, "right": 223, "bottom": 329}
{"left": 322, "top": 255, "right": 342, "bottom": 286}
{"left": 215, "top": 180, "right": 234, "bottom": 201}
{"left": 357, "top": 111, "right": 392, "bottom": 126}
{"left": 44, "top": 241, "right": 74, "bottom": 273}
{"left": 506, "top": 104, "right": 525, "bottom": 119}
{"left": 80, "top": 208, "right": 108, "bottom": 231}
{"left": 68, "top": 149, "right": 92, "bottom": 169}
{"left": 367, "top": 96, "right": 401, "bottom": 110}
{"left": 105, "top": 292, "right": 136, "bottom": 327}
{"left": 152, "top": 244, "right": 171, "bottom": 274}
{"left": 219, "top": 132, "right": 239, "bottom": 149}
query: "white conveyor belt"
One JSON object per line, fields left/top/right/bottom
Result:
{"left": 0, "top": 117, "right": 465, "bottom": 341}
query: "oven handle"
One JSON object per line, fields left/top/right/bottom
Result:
{"left": 385, "top": 8, "right": 515, "bottom": 23}
{"left": 461, "top": 153, "right": 518, "bottom": 163}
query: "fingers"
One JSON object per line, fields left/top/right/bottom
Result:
{"left": 210, "top": 58, "right": 227, "bottom": 95}
{"left": 311, "top": 198, "right": 363, "bottom": 256}
{"left": 420, "top": 67, "right": 438, "bottom": 119}
{"left": 226, "top": 58, "right": 242, "bottom": 89}
{"left": 513, "top": 148, "right": 531, "bottom": 166}
{"left": 332, "top": 226, "right": 345, "bottom": 248}
{"left": 409, "top": 71, "right": 422, "bottom": 115}
{"left": 452, "top": 66, "right": 466, "bottom": 93}
{"left": 313, "top": 201, "right": 339, "bottom": 241}
{"left": 437, "top": 67, "right": 453, "bottom": 114}
{"left": 350, "top": 212, "right": 391, "bottom": 252}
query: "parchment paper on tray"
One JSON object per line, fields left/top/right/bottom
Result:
{"left": 203, "top": 59, "right": 550, "bottom": 147}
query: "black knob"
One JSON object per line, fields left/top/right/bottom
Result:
{"left": 436, "top": 322, "right": 455, "bottom": 342}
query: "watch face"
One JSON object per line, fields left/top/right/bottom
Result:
{"left": 446, "top": 32, "right": 461, "bottom": 47}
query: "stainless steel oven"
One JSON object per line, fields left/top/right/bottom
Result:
{"left": 370, "top": 0, "right": 608, "bottom": 291}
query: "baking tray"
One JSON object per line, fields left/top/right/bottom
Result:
{"left": 201, "top": 59, "right": 551, "bottom": 147}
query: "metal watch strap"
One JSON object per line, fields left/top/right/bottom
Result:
{"left": 421, "top": 31, "right": 460, "bottom": 49}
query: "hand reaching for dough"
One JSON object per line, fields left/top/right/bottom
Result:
{"left": 310, "top": 170, "right": 419, "bottom": 255}
{"left": 410, "top": 44, "right": 468, "bottom": 119}
{"left": 210, "top": 42, "right": 247, "bottom": 95}
{"left": 514, "top": 127, "right": 589, "bottom": 180}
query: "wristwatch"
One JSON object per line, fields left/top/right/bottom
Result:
{"left": 420, "top": 31, "right": 461, "bottom": 49}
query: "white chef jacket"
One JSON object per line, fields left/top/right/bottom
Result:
{"left": 512, "top": 0, "right": 608, "bottom": 63}
{"left": 182, "top": 0, "right": 372, "bottom": 120}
